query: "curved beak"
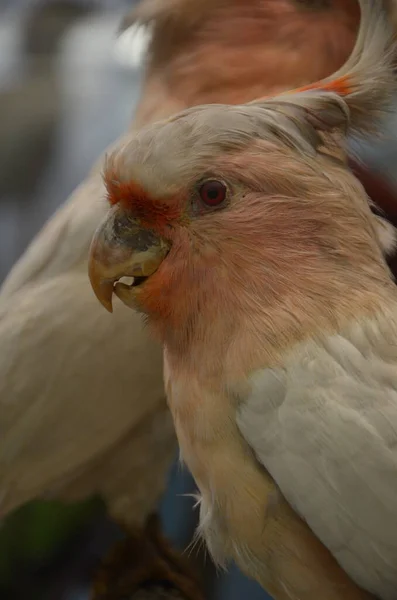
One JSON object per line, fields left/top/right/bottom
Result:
{"left": 88, "top": 206, "right": 170, "bottom": 312}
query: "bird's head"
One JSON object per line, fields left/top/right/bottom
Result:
{"left": 88, "top": 105, "right": 392, "bottom": 359}
{"left": 89, "top": 0, "right": 397, "bottom": 367}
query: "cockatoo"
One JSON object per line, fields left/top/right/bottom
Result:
{"left": 88, "top": 0, "right": 397, "bottom": 598}
{"left": 0, "top": 0, "right": 394, "bottom": 536}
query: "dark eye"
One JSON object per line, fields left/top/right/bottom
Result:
{"left": 199, "top": 180, "right": 227, "bottom": 207}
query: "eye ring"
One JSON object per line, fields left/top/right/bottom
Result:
{"left": 198, "top": 180, "right": 227, "bottom": 208}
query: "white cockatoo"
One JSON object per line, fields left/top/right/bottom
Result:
{"left": 87, "top": 0, "right": 397, "bottom": 598}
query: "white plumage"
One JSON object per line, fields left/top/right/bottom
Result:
{"left": 238, "top": 312, "right": 397, "bottom": 599}
{"left": 0, "top": 157, "right": 176, "bottom": 525}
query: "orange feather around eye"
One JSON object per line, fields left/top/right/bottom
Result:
{"left": 104, "top": 172, "right": 185, "bottom": 231}
{"left": 105, "top": 175, "right": 151, "bottom": 208}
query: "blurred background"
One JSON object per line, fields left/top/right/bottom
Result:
{"left": 1, "top": 2, "right": 397, "bottom": 599}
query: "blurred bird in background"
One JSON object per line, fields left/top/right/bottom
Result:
{"left": 2, "top": 0, "right": 397, "bottom": 599}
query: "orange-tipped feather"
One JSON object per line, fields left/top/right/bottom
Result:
{"left": 253, "top": 0, "right": 396, "bottom": 140}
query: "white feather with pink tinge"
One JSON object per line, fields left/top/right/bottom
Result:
{"left": 238, "top": 312, "right": 397, "bottom": 600}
